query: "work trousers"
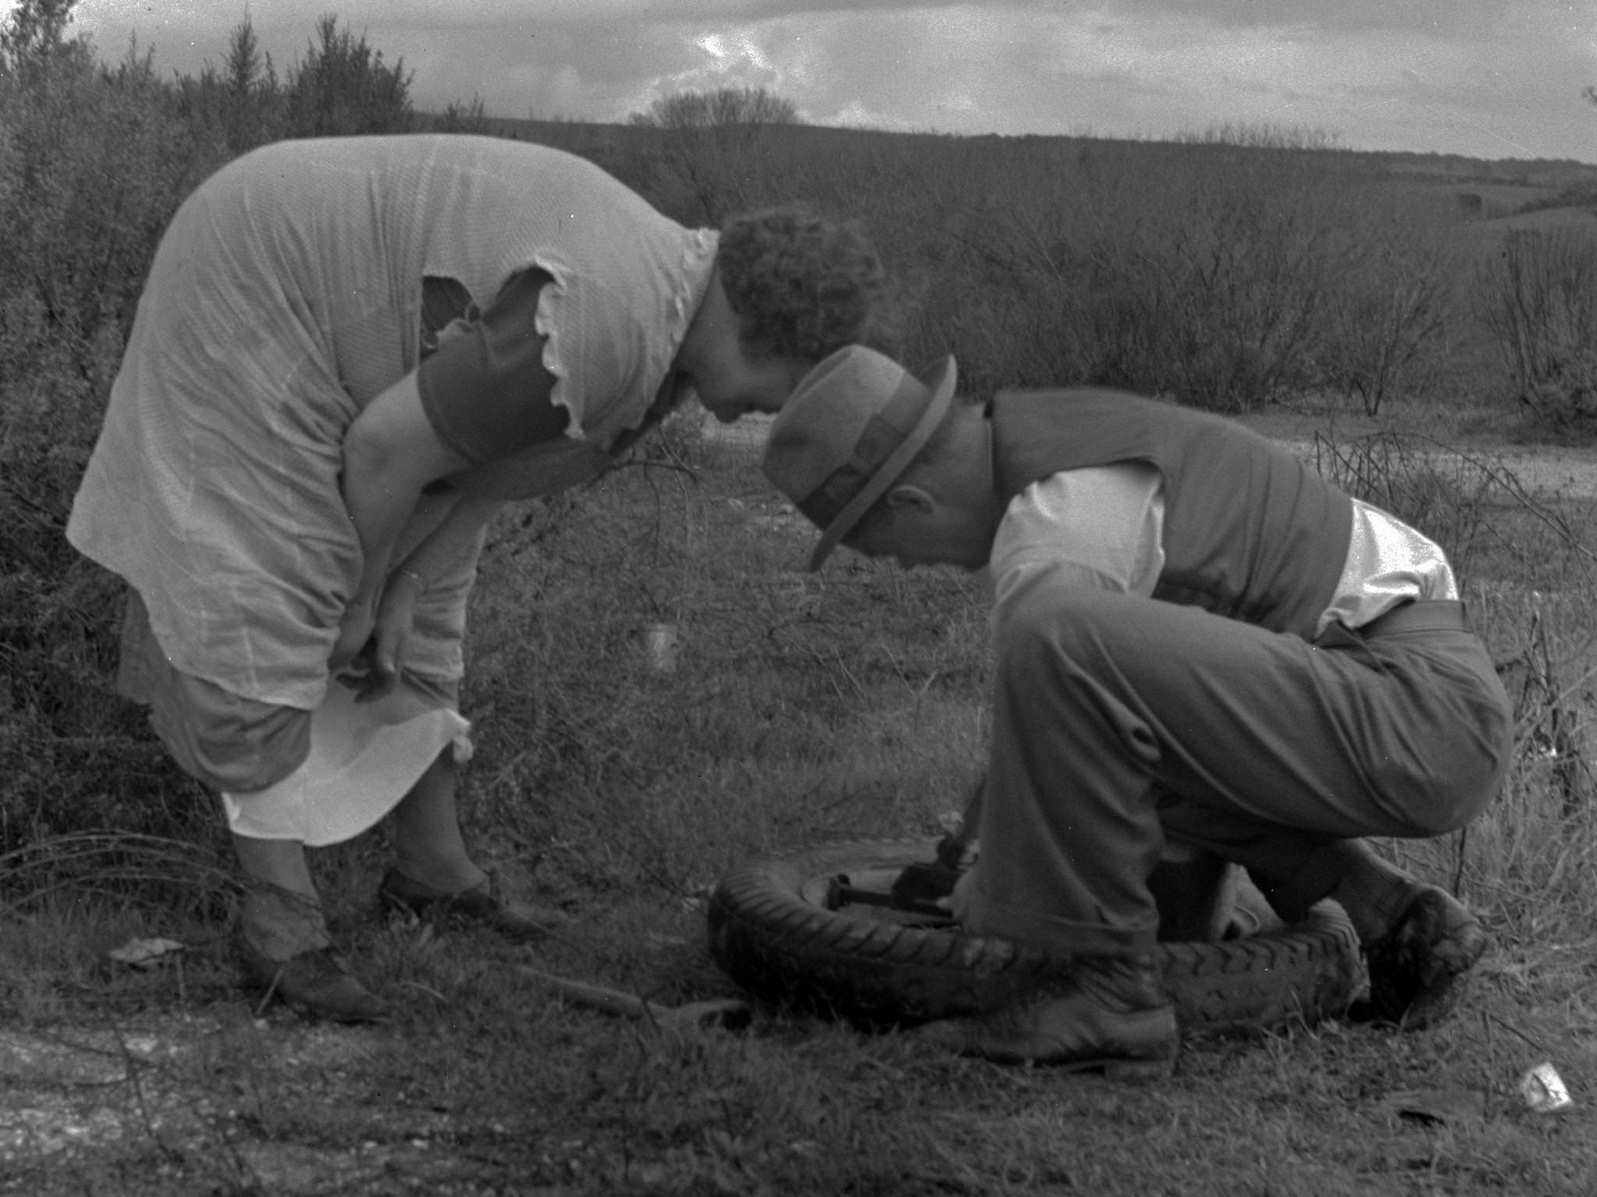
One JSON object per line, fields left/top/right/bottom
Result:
{"left": 962, "top": 576, "right": 1514, "bottom": 958}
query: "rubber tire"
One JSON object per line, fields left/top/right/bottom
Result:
{"left": 708, "top": 838, "right": 1367, "bottom": 1033}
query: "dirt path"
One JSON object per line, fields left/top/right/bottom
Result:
{"left": 1443, "top": 444, "right": 1597, "bottom": 499}
{"left": 0, "top": 1014, "right": 432, "bottom": 1193}
{"left": 702, "top": 412, "right": 1597, "bottom": 499}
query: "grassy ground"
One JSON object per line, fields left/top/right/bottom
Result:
{"left": 3, "top": 408, "right": 1596, "bottom": 1195}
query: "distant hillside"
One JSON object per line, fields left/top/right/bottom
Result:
{"left": 418, "top": 112, "right": 1597, "bottom": 206}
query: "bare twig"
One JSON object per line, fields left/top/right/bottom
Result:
{"left": 514, "top": 964, "right": 749, "bottom": 1031}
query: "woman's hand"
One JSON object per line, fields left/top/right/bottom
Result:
{"left": 330, "top": 570, "right": 427, "bottom": 700}
{"left": 329, "top": 594, "right": 378, "bottom": 675}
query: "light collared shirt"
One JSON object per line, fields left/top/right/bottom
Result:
{"left": 989, "top": 463, "right": 1457, "bottom": 634}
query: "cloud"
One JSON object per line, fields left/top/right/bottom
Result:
{"left": 66, "top": 0, "right": 1597, "bottom": 160}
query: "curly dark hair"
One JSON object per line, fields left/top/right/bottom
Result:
{"left": 716, "top": 204, "right": 893, "bottom": 365}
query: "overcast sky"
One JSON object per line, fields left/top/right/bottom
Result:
{"left": 67, "top": 1, "right": 1597, "bottom": 163}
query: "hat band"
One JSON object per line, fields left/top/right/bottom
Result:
{"left": 796, "top": 378, "right": 929, "bottom": 528}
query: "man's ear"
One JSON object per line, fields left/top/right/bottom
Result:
{"left": 882, "top": 483, "right": 936, "bottom": 514}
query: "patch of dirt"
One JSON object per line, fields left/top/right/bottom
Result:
{"left": 1481, "top": 205, "right": 1597, "bottom": 235}
{"left": 1289, "top": 437, "right": 1597, "bottom": 501}
{"left": 699, "top": 409, "right": 772, "bottom": 449}
{"left": 1480, "top": 445, "right": 1597, "bottom": 499}
{"left": 0, "top": 1013, "right": 464, "bottom": 1195}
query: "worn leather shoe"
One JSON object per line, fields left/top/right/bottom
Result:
{"left": 239, "top": 943, "right": 389, "bottom": 1024}
{"left": 913, "top": 953, "right": 1178, "bottom": 1079}
{"left": 1360, "top": 884, "right": 1487, "bottom": 1030}
{"left": 378, "top": 867, "right": 566, "bottom": 942}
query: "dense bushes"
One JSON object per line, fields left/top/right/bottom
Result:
{"left": 644, "top": 127, "right": 1468, "bottom": 408}
{"left": 1015, "top": 143, "right": 1353, "bottom": 407}
{"left": 0, "top": 5, "right": 215, "bottom": 849}
{"left": 177, "top": 12, "right": 414, "bottom": 156}
{"left": 873, "top": 138, "right": 1459, "bottom": 407}
{"left": 0, "top": 3, "right": 421, "bottom": 850}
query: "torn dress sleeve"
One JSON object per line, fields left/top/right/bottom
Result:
{"left": 415, "top": 268, "right": 569, "bottom": 465}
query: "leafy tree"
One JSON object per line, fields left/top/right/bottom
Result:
{"left": 283, "top": 14, "right": 413, "bottom": 137}
{"left": 628, "top": 87, "right": 801, "bottom": 223}
{"left": 0, "top": 0, "right": 197, "bottom": 348}
{"left": 176, "top": 14, "right": 284, "bottom": 155}
{"left": 220, "top": 14, "right": 282, "bottom": 149}
{"left": 0, "top": 0, "right": 84, "bottom": 81}
{"left": 437, "top": 93, "right": 490, "bottom": 134}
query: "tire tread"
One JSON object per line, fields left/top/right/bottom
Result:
{"left": 708, "top": 838, "right": 1365, "bottom": 1031}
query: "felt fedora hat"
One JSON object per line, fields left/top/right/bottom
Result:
{"left": 762, "top": 345, "right": 958, "bottom": 570}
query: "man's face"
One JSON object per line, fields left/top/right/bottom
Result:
{"left": 844, "top": 491, "right": 990, "bottom": 572}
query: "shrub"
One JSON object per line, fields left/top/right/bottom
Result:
{"left": 1480, "top": 229, "right": 1597, "bottom": 437}
{"left": 436, "top": 94, "right": 490, "bottom": 134}
{"left": 1315, "top": 192, "right": 1456, "bottom": 416}
{"left": 1078, "top": 145, "right": 1348, "bottom": 411}
{"left": 0, "top": 4, "right": 202, "bottom": 353}
{"left": 0, "top": 5, "right": 218, "bottom": 851}
{"left": 913, "top": 139, "right": 1453, "bottom": 412}
{"left": 282, "top": 14, "right": 414, "bottom": 138}
{"left": 631, "top": 87, "right": 800, "bottom": 130}
{"left": 174, "top": 14, "right": 286, "bottom": 157}
{"left": 629, "top": 87, "right": 804, "bottom": 224}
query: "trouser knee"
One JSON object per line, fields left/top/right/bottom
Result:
{"left": 993, "top": 583, "right": 1113, "bottom": 688}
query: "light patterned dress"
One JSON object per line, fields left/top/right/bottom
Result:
{"left": 68, "top": 135, "right": 716, "bottom": 712}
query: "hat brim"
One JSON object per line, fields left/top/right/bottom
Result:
{"left": 807, "top": 355, "right": 958, "bottom": 571}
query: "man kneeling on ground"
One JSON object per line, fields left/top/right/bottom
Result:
{"left": 761, "top": 346, "right": 1512, "bottom": 1076}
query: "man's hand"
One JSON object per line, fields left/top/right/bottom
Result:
{"left": 945, "top": 867, "right": 977, "bottom": 924}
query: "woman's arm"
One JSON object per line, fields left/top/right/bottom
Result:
{"left": 340, "top": 371, "right": 474, "bottom": 613}
{"left": 335, "top": 272, "right": 568, "bottom": 676}
{"left": 393, "top": 493, "right": 501, "bottom": 586}
{"left": 354, "top": 492, "right": 503, "bottom": 693}
{"left": 335, "top": 267, "right": 567, "bottom": 677}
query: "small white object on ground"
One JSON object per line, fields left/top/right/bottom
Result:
{"left": 107, "top": 937, "right": 187, "bottom": 969}
{"left": 1520, "top": 1062, "right": 1573, "bottom": 1112}
{"left": 644, "top": 622, "right": 681, "bottom": 673}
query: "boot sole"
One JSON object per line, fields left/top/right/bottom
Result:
{"left": 1360, "top": 888, "right": 1487, "bottom": 1029}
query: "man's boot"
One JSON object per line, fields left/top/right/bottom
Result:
{"left": 1329, "top": 840, "right": 1486, "bottom": 1029}
{"left": 1359, "top": 885, "right": 1486, "bottom": 1029}
{"left": 913, "top": 953, "right": 1178, "bottom": 1079}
